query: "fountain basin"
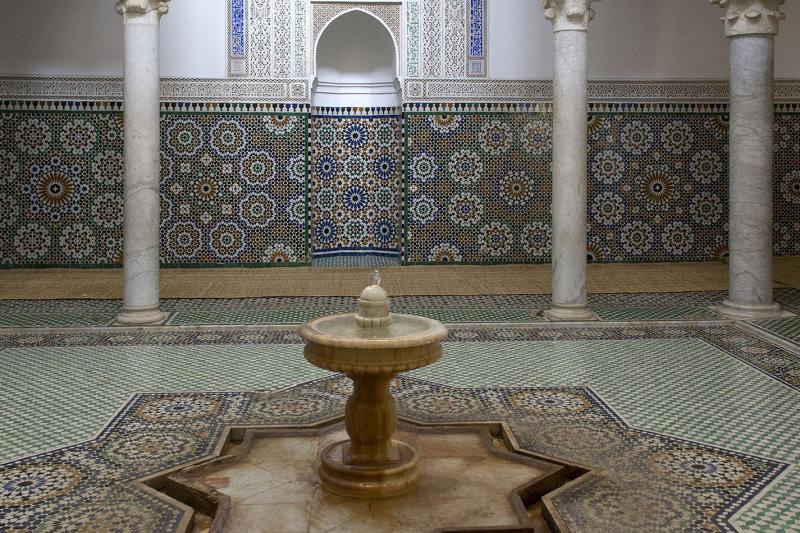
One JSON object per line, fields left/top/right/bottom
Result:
{"left": 301, "top": 312, "right": 447, "bottom": 375}
{"left": 299, "top": 304, "right": 447, "bottom": 498}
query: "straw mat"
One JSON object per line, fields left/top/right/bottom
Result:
{"left": 3, "top": 259, "right": 794, "bottom": 300}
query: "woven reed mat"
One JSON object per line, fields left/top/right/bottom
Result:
{"left": 0, "top": 260, "right": 777, "bottom": 300}
{"left": 773, "top": 256, "right": 800, "bottom": 289}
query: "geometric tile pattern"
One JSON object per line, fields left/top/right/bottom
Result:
{"left": 5, "top": 289, "right": 800, "bottom": 329}
{"left": 311, "top": 254, "right": 401, "bottom": 267}
{"left": 2, "top": 107, "right": 799, "bottom": 267}
{"left": 310, "top": 113, "right": 402, "bottom": 258}
{"left": 587, "top": 113, "right": 730, "bottom": 262}
{"left": 0, "top": 110, "right": 125, "bottom": 265}
{"left": 0, "top": 338, "right": 329, "bottom": 463}
{"left": 0, "top": 311, "right": 117, "bottom": 328}
{"left": 773, "top": 114, "right": 800, "bottom": 256}
{"left": 0, "top": 326, "right": 800, "bottom": 531}
{"left": 747, "top": 316, "right": 800, "bottom": 347}
{"left": 412, "top": 327, "right": 800, "bottom": 532}
{"left": 591, "top": 304, "right": 719, "bottom": 321}
{"left": 1, "top": 321, "right": 799, "bottom": 531}
{"left": 404, "top": 112, "right": 553, "bottom": 263}
{"left": 0, "top": 370, "right": 787, "bottom": 531}
{"left": 160, "top": 112, "right": 308, "bottom": 264}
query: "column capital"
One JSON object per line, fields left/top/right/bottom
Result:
{"left": 115, "top": 0, "right": 170, "bottom": 22}
{"left": 709, "top": 0, "right": 786, "bottom": 36}
{"left": 539, "top": 0, "right": 600, "bottom": 32}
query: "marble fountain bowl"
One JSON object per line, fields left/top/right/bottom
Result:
{"left": 299, "top": 277, "right": 448, "bottom": 498}
{"left": 300, "top": 313, "right": 447, "bottom": 375}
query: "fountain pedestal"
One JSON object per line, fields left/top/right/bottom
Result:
{"left": 299, "top": 277, "right": 447, "bottom": 498}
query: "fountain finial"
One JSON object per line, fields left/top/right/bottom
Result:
{"left": 356, "top": 272, "right": 391, "bottom": 328}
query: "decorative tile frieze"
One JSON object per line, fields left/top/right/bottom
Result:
{"left": 403, "top": 79, "right": 800, "bottom": 104}
{"left": 4, "top": 77, "right": 800, "bottom": 104}
{"left": 311, "top": 105, "right": 401, "bottom": 116}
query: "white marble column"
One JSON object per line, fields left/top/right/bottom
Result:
{"left": 541, "top": 0, "right": 598, "bottom": 321}
{"left": 712, "top": 0, "right": 785, "bottom": 318}
{"left": 115, "top": 0, "right": 169, "bottom": 325}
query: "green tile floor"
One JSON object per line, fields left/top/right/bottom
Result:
{"left": 0, "top": 290, "right": 765, "bottom": 328}
{"left": 2, "top": 292, "right": 800, "bottom": 531}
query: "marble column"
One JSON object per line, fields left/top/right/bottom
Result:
{"left": 711, "top": 0, "right": 785, "bottom": 318}
{"left": 115, "top": 0, "right": 169, "bottom": 325}
{"left": 541, "top": 0, "right": 598, "bottom": 321}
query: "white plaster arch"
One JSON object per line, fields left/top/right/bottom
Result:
{"left": 312, "top": 8, "right": 401, "bottom": 107}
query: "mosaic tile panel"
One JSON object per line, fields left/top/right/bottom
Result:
{"left": 773, "top": 114, "right": 800, "bottom": 256}
{"left": 310, "top": 113, "right": 402, "bottom": 257}
{"left": 160, "top": 112, "right": 309, "bottom": 264}
{"left": 0, "top": 110, "right": 125, "bottom": 265}
{"left": 404, "top": 111, "right": 553, "bottom": 263}
{"left": 586, "top": 113, "right": 731, "bottom": 262}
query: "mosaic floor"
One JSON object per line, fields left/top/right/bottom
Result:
{"left": 2, "top": 292, "right": 800, "bottom": 532}
{"left": 7, "top": 289, "right": 800, "bottom": 329}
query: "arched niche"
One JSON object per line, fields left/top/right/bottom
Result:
{"left": 312, "top": 9, "right": 400, "bottom": 108}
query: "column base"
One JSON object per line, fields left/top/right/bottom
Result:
{"left": 544, "top": 303, "right": 595, "bottom": 321}
{"left": 116, "top": 305, "right": 166, "bottom": 325}
{"left": 717, "top": 300, "right": 782, "bottom": 319}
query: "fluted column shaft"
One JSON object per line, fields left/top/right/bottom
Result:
{"left": 116, "top": 0, "right": 169, "bottom": 325}
{"left": 712, "top": 0, "right": 785, "bottom": 318}
{"left": 541, "top": 0, "right": 598, "bottom": 321}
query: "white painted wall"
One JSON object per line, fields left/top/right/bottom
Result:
{"left": 0, "top": 0, "right": 797, "bottom": 81}
{"left": 489, "top": 0, "right": 800, "bottom": 79}
{"left": 160, "top": 0, "right": 226, "bottom": 78}
{"left": 0, "top": 0, "right": 225, "bottom": 78}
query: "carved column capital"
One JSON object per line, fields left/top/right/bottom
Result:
{"left": 709, "top": 0, "right": 785, "bottom": 36}
{"left": 539, "top": 0, "right": 599, "bottom": 32}
{"left": 115, "top": 0, "right": 170, "bottom": 23}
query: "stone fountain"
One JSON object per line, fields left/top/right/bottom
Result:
{"left": 162, "top": 272, "right": 562, "bottom": 530}
{"left": 299, "top": 271, "right": 448, "bottom": 498}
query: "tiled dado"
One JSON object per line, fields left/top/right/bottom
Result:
{"left": 404, "top": 104, "right": 800, "bottom": 264}
{"left": 1, "top": 102, "right": 799, "bottom": 267}
{"left": 0, "top": 103, "right": 310, "bottom": 267}
{"left": 160, "top": 109, "right": 308, "bottom": 264}
{"left": 310, "top": 109, "right": 402, "bottom": 258}
{"left": 404, "top": 109, "right": 553, "bottom": 263}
